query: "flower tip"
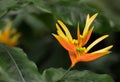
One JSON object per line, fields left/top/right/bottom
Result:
{"left": 87, "top": 14, "right": 90, "bottom": 17}
{"left": 95, "top": 13, "right": 98, "bottom": 16}
{"left": 92, "top": 13, "right": 98, "bottom": 18}
{"left": 57, "top": 20, "right": 62, "bottom": 23}
{"left": 52, "top": 33, "right": 56, "bottom": 36}
{"left": 52, "top": 33, "right": 59, "bottom": 39}
{"left": 109, "top": 45, "right": 113, "bottom": 49}
{"left": 106, "top": 45, "right": 113, "bottom": 52}
{"left": 104, "top": 34, "right": 109, "bottom": 38}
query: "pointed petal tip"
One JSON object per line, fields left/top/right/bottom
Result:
{"left": 55, "top": 23, "right": 58, "bottom": 26}
{"left": 87, "top": 14, "right": 90, "bottom": 17}
{"left": 52, "top": 33, "right": 56, "bottom": 35}
{"left": 94, "top": 13, "right": 98, "bottom": 16}
{"left": 57, "top": 20, "right": 62, "bottom": 23}
{"left": 92, "top": 13, "right": 98, "bottom": 18}
{"left": 87, "top": 13, "right": 98, "bottom": 18}
{"left": 107, "top": 45, "right": 113, "bottom": 51}
{"left": 91, "top": 13, "right": 98, "bottom": 19}
{"left": 52, "top": 33, "right": 57, "bottom": 37}
{"left": 57, "top": 20, "right": 63, "bottom": 25}
{"left": 109, "top": 45, "right": 113, "bottom": 48}
{"left": 103, "top": 34, "right": 109, "bottom": 38}
{"left": 57, "top": 19, "right": 60, "bottom": 21}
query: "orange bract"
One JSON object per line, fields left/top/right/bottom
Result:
{"left": 52, "top": 13, "right": 113, "bottom": 67}
{"left": 0, "top": 21, "right": 21, "bottom": 46}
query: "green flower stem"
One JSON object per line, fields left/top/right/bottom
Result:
{"left": 57, "top": 66, "right": 72, "bottom": 81}
{"left": 62, "top": 66, "right": 72, "bottom": 78}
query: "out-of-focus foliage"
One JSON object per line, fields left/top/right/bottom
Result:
{"left": 0, "top": 0, "right": 119, "bottom": 82}
{"left": 0, "top": 44, "right": 43, "bottom": 82}
{"left": 42, "top": 68, "right": 114, "bottom": 82}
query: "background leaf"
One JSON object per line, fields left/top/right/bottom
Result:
{"left": 0, "top": 44, "right": 43, "bottom": 82}
{"left": 42, "top": 68, "right": 115, "bottom": 82}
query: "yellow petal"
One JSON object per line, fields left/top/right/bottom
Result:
{"left": 82, "top": 13, "right": 98, "bottom": 37}
{"left": 90, "top": 45, "right": 113, "bottom": 54}
{"left": 3, "top": 23, "right": 11, "bottom": 41}
{"left": 56, "top": 24, "right": 67, "bottom": 40}
{"left": 57, "top": 20, "right": 72, "bottom": 40}
{"left": 4, "top": 21, "right": 12, "bottom": 36}
{"left": 86, "top": 14, "right": 90, "bottom": 24}
{"left": 86, "top": 35, "right": 109, "bottom": 52}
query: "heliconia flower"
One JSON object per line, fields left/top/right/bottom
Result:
{"left": 0, "top": 21, "right": 21, "bottom": 46}
{"left": 52, "top": 13, "right": 113, "bottom": 67}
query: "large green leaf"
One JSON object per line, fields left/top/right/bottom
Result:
{"left": 0, "top": 44, "right": 43, "bottom": 82}
{"left": 42, "top": 68, "right": 115, "bottom": 82}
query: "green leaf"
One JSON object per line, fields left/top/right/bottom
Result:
{"left": 0, "top": 0, "right": 16, "bottom": 10}
{"left": 0, "top": 44, "right": 43, "bottom": 82}
{"left": 42, "top": 68, "right": 115, "bottom": 82}
{"left": 42, "top": 68, "right": 65, "bottom": 82}
{"left": 65, "top": 70, "right": 114, "bottom": 82}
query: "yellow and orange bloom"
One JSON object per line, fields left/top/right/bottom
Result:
{"left": 52, "top": 13, "right": 113, "bottom": 67}
{"left": 0, "top": 21, "right": 21, "bottom": 46}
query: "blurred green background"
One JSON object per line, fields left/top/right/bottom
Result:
{"left": 0, "top": 0, "right": 120, "bottom": 82}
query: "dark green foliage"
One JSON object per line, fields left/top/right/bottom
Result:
{"left": 0, "top": 44, "right": 43, "bottom": 82}
{"left": 42, "top": 68, "right": 114, "bottom": 82}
